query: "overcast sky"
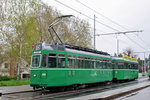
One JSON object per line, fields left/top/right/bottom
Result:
{"left": 43, "top": 0, "right": 150, "bottom": 59}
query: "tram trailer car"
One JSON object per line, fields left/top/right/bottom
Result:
{"left": 30, "top": 43, "right": 113, "bottom": 89}
{"left": 112, "top": 57, "right": 139, "bottom": 81}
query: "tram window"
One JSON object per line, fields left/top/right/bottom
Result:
{"left": 112, "top": 62, "right": 115, "bottom": 69}
{"left": 106, "top": 61, "right": 108, "bottom": 69}
{"left": 85, "top": 57, "right": 90, "bottom": 68}
{"left": 102, "top": 61, "right": 106, "bottom": 69}
{"left": 41, "top": 54, "right": 47, "bottom": 67}
{"left": 96, "top": 60, "right": 101, "bottom": 69}
{"left": 100, "top": 61, "right": 104, "bottom": 69}
{"left": 32, "top": 55, "right": 40, "bottom": 67}
{"left": 48, "top": 53, "right": 56, "bottom": 68}
{"left": 58, "top": 54, "right": 66, "bottom": 68}
{"left": 110, "top": 62, "right": 113, "bottom": 69}
{"left": 92, "top": 58, "right": 96, "bottom": 68}
{"left": 68, "top": 55, "right": 75, "bottom": 68}
{"left": 91, "top": 58, "right": 95, "bottom": 69}
{"left": 135, "top": 64, "right": 138, "bottom": 69}
{"left": 77, "top": 56, "right": 84, "bottom": 68}
{"left": 107, "top": 61, "right": 112, "bottom": 69}
{"left": 96, "top": 60, "right": 99, "bottom": 69}
{"left": 124, "top": 63, "right": 128, "bottom": 69}
{"left": 93, "top": 58, "right": 96, "bottom": 69}
{"left": 103, "top": 61, "right": 107, "bottom": 69}
{"left": 106, "top": 61, "right": 111, "bottom": 69}
{"left": 118, "top": 62, "right": 124, "bottom": 69}
{"left": 132, "top": 64, "right": 135, "bottom": 69}
{"left": 127, "top": 64, "right": 131, "bottom": 69}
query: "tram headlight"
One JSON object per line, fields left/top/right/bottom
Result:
{"left": 33, "top": 74, "right": 36, "bottom": 77}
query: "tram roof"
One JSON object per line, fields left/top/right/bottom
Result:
{"left": 34, "top": 42, "right": 111, "bottom": 58}
{"left": 112, "top": 57, "right": 138, "bottom": 63}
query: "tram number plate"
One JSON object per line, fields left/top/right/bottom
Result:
{"left": 41, "top": 70, "right": 47, "bottom": 78}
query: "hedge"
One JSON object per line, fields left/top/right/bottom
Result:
{"left": 0, "top": 75, "right": 17, "bottom": 81}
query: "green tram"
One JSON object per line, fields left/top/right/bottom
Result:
{"left": 30, "top": 42, "right": 139, "bottom": 89}
{"left": 112, "top": 57, "right": 139, "bottom": 81}
{"left": 30, "top": 43, "right": 113, "bottom": 89}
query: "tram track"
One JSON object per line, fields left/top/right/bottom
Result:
{"left": 2, "top": 77, "right": 149, "bottom": 100}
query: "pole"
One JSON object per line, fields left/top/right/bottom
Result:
{"left": 117, "top": 39, "right": 119, "bottom": 55}
{"left": 17, "top": 42, "right": 22, "bottom": 80}
{"left": 94, "top": 15, "right": 96, "bottom": 50}
{"left": 144, "top": 52, "right": 146, "bottom": 73}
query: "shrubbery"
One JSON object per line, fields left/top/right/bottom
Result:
{"left": 0, "top": 75, "right": 17, "bottom": 81}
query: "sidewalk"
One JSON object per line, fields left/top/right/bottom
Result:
{"left": 0, "top": 85, "right": 33, "bottom": 95}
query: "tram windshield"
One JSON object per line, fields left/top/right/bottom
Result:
{"left": 32, "top": 55, "right": 40, "bottom": 67}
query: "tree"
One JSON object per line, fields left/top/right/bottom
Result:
{"left": 122, "top": 47, "right": 137, "bottom": 58}
{"left": 0, "top": 0, "right": 92, "bottom": 77}
{"left": 0, "top": 0, "right": 41, "bottom": 76}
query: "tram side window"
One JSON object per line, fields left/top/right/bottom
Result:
{"left": 58, "top": 54, "right": 66, "bottom": 68}
{"left": 41, "top": 54, "right": 47, "bottom": 67}
{"left": 102, "top": 61, "right": 106, "bottom": 69}
{"left": 93, "top": 58, "right": 96, "bottom": 69}
{"left": 135, "top": 64, "right": 138, "bottom": 69}
{"left": 132, "top": 64, "right": 135, "bottom": 69}
{"left": 96, "top": 60, "right": 102, "bottom": 69}
{"left": 124, "top": 63, "right": 127, "bottom": 69}
{"left": 85, "top": 57, "right": 91, "bottom": 68}
{"left": 77, "top": 56, "right": 84, "bottom": 68}
{"left": 100, "top": 61, "right": 104, "bottom": 69}
{"left": 107, "top": 61, "right": 112, "bottom": 69}
{"left": 127, "top": 64, "right": 131, "bottom": 69}
{"left": 112, "top": 62, "right": 115, "bottom": 69}
{"left": 68, "top": 55, "right": 76, "bottom": 68}
{"left": 102, "top": 61, "right": 107, "bottom": 69}
{"left": 106, "top": 60, "right": 111, "bottom": 69}
{"left": 48, "top": 53, "right": 56, "bottom": 68}
{"left": 118, "top": 62, "right": 124, "bottom": 69}
{"left": 91, "top": 58, "right": 96, "bottom": 69}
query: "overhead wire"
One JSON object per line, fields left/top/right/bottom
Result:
{"left": 75, "top": 0, "right": 150, "bottom": 51}
{"left": 135, "top": 34, "right": 150, "bottom": 47}
{"left": 54, "top": 0, "right": 149, "bottom": 51}
{"left": 54, "top": 0, "right": 119, "bottom": 32}
{"left": 75, "top": 0, "right": 150, "bottom": 50}
{"left": 75, "top": 0, "right": 129, "bottom": 30}
{"left": 124, "top": 34, "right": 149, "bottom": 51}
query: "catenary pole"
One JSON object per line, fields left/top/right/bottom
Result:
{"left": 94, "top": 15, "right": 96, "bottom": 50}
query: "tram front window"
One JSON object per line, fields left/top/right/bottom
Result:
{"left": 32, "top": 55, "right": 40, "bottom": 67}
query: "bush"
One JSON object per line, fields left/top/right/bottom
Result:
{"left": 0, "top": 75, "right": 17, "bottom": 81}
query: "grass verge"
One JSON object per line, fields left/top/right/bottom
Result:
{"left": 0, "top": 80, "right": 30, "bottom": 87}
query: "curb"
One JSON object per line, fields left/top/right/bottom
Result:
{"left": 68, "top": 81, "right": 150, "bottom": 100}
{"left": 95, "top": 84, "right": 150, "bottom": 100}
